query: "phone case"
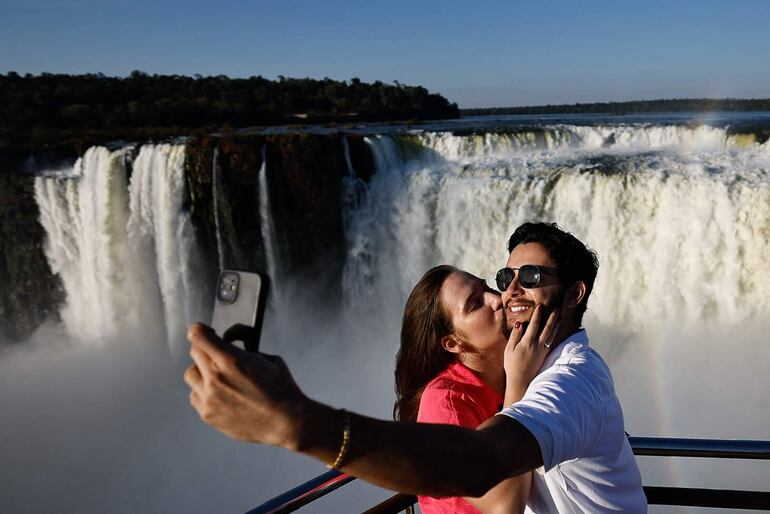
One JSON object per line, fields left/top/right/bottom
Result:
{"left": 211, "top": 270, "right": 267, "bottom": 351}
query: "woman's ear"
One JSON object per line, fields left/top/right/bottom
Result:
{"left": 565, "top": 281, "right": 587, "bottom": 309}
{"left": 440, "top": 334, "right": 463, "bottom": 354}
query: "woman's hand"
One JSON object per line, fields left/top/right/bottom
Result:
{"left": 503, "top": 304, "right": 560, "bottom": 407}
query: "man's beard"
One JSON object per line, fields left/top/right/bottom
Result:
{"left": 502, "top": 288, "right": 565, "bottom": 338}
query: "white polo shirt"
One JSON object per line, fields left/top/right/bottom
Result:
{"left": 499, "top": 329, "right": 647, "bottom": 513}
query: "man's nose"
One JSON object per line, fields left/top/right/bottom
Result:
{"left": 501, "top": 271, "right": 523, "bottom": 305}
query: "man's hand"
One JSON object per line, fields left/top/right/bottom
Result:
{"left": 183, "top": 323, "right": 308, "bottom": 449}
{"left": 183, "top": 325, "right": 543, "bottom": 499}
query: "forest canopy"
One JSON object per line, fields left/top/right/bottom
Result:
{"left": 0, "top": 72, "right": 459, "bottom": 147}
{"left": 462, "top": 98, "right": 770, "bottom": 116}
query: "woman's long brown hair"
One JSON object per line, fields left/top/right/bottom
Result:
{"left": 394, "top": 265, "right": 457, "bottom": 422}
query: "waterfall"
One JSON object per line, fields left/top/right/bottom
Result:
{"left": 30, "top": 127, "right": 770, "bottom": 372}
{"left": 211, "top": 146, "right": 225, "bottom": 270}
{"left": 126, "top": 144, "right": 204, "bottom": 356}
{"left": 340, "top": 136, "right": 367, "bottom": 235}
{"left": 341, "top": 136, "right": 355, "bottom": 177}
{"left": 341, "top": 136, "right": 410, "bottom": 303}
{"left": 34, "top": 146, "right": 149, "bottom": 343}
{"left": 345, "top": 130, "right": 770, "bottom": 335}
{"left": 257, "top": 144, "right": 280, "bottom": 286}
{"left": 416, "top": 124, "right": 758, "bottom": 161}
{"left": 34, "top": 144, "right": 204, "bottom": 355}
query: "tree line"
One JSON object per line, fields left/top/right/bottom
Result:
{"left": 0, "top": 72, "right": 459, "bottom": 147}
{"left": 462, "top": 98, "right": 770, "bottom": 116}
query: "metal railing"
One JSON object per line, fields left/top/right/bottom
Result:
{"left": 244, "top": 470, "right": 355, "bottom": 514}
{"left": 247, "top": 437, "right": 770, "bottom": 513}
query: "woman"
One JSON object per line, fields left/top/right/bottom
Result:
{"left": 394, "top": 265, "right": 557, "bottom": 514}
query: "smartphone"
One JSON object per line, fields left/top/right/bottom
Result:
{"left": 211, "top": 269, "right": 268, "bottom": 352}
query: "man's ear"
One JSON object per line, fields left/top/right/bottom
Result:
{"left": 440, "top": 334, "right": 463, "bottom": 354}
{"left": 565, "top": 281, "right": 587, "bottom": 309}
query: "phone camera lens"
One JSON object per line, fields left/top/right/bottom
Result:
{"left": 217, "top": 271, "right": 239, "bottom": 303}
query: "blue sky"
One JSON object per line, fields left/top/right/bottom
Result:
{"left": 1, "top": 0, "right": 769, "bottom": 107}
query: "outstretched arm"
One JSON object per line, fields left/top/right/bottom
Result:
{"left": 301, "top": 400, "right": 541, "bottom": 497}
{"left": 184, "top": 323, "right": 543, "bottom": 498}
{"left": 467, "top": 472, "right": 531, "bottom": 514}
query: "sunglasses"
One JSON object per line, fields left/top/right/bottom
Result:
{"left": 495, "top": 265, "right": 558, "bottom": 291}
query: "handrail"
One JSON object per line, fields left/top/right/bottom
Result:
{"left": 629, "top": 437, "right": 770, "bottom": 459}
{"left": 246, "top": 437, "right": 770, "bottom": 514}
{"left": 644, "top": 486, "right": 770, "bottom": 510}
{"left": 244, "top": 470, "right": 355, "bottom": 514}
{"left": 361, "top": 493, "right": 416, "bottom": 514}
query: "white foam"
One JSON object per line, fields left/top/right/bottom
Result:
{"left": 35, "top": 144, "right": 204, "bottom": 357}
{"left": 346, "top": 133, "right": 770, "bottom": 330}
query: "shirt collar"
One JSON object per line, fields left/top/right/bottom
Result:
{"left": 538, "top": 328, "right": 589, "bottom": 374}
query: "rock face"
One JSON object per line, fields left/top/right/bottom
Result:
{"left": 265, "top": 134, "right": 347, "bottom": 295}
{"left": 1, "top": 132, "right": 376, "bottom": 341}
{"left": 186, "top": 133, "right": 375, "bottom": 302}
{"left": 0, "top": 172, "right": 64, "bottom": 341}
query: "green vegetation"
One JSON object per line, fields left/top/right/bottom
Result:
{"left": 463, "top": 98, "right": 770, "bottom": 116}
{"left": 0, "top": 72, "right": 459, "bottom": 148}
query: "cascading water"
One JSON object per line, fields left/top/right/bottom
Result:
{"left": 127, "top": 144, "right": 204, "bottom": 356}
{"left": 340, "top": 137, "right": 362, "bottom": 224}
{"left": 34, "top": 146, "right": 153, "bottom": 344}
{"left": 211, "top": 146, "right": 225, "bottom": 270}
{"left": 418, "top": 123, "right": 766, "bottom": 159}
{"left": 341, "top": 135, "right": 410, "bottom": 304}
{"left": 34, "top": 143, "right": 204, "bottom": 356}
{"left": 257, "top": 144, "right": 280, "bottom": 288}
{"left": 345, "top": 127, "right": 770, "bottom": 329}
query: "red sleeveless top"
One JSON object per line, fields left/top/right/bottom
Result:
{"left": 416, "top": 362, "right": 504, "bottom": 514}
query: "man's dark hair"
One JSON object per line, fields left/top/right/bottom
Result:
{"left": 507, "top": 222, "right": 599, "bottom": 325}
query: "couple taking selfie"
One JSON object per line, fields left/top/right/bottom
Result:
{"left": 184, "top": 222, "right": 648, "bottom": 513}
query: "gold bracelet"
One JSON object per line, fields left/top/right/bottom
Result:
{"left": 327, "top": 409, "right": 351, "bottom": 470}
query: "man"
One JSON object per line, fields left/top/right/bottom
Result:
{"left": 184, "top": 222, "right": 647, "bottom": 513}
{"left": 495, "top": 222, "right": 645, "bottom": 512}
